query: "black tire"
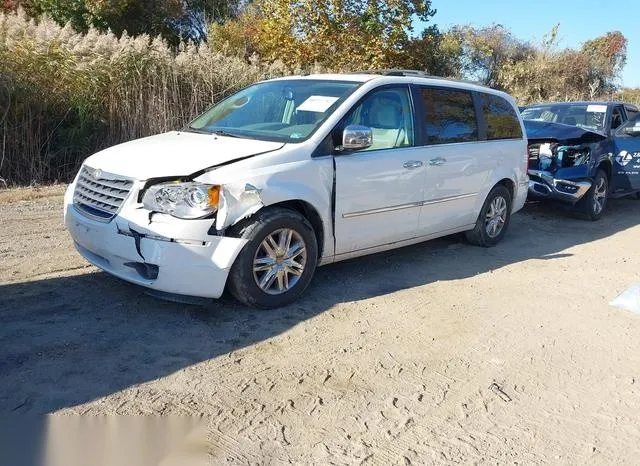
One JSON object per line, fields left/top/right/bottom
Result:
{"left": 465, "top": 184, "right": 512, "bottom": 247}
{"left": 226, "top": 207, "right": 318, "bottom": 309}
{"left": 578, "top": 169, "right": 608, "bottom": 221}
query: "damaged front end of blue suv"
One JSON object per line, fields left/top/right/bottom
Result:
{"left": 522, "top": 102, "right": 640, "bottom": 220}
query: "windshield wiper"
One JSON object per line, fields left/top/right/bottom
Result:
{"left": 185, "top": 126, "right": 263, "bottom": 141}
{"left": 183, "top": 127, "right": 243, "bottom": 138}
{"left": 211, "top": 129, "right": 243, "bottom": 138}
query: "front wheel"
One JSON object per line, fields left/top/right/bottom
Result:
{"left": 579, "top": 169, "right": 608, "bottom": 221}
{"left": 465, "top": 185, "right": 512, "bottom": 247}
{"left": 227, "top": 207, "right": 318, "bottom": 309}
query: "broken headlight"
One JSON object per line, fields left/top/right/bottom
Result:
{"left": 142, "top": 182, "right": 220, "bottom": 219}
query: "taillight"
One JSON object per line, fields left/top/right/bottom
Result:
{"left": 525, "top": 149, "right": 529, "bottom": 172}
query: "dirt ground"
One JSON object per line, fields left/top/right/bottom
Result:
{"left": 2, "top": 185, "right": 640, "bottom": 464}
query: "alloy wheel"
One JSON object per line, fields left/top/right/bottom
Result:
{"left": 485, "top": 195, "right": 507, "bottom": 238}
{"left": 252, "top": 228, "right": 308, "bottom": 295}
{"left": 593, "top": 177, "right": 607, "bottom": 215}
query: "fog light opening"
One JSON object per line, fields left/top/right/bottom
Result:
{"left": 123, "top": 262, "right": 159, "bottom": 280}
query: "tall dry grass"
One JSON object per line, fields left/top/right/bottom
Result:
{"left": 0, "top": 10, "right": 289, "bottom": 185}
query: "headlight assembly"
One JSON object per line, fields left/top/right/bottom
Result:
{"left": 142, "top": 182, "right": 220, "bottom": 219}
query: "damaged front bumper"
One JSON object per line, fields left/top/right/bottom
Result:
{"left": 64, "top": 184, "right": 248, "bottom": 299}
{"left": 527, "top": 169, "right": 592, "bottom": 204}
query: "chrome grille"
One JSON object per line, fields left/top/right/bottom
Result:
{"left": 73, "top": 167, "right": 134, "bottom": 221}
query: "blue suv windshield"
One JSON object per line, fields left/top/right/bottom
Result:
{"left": 521, "top": 104, "right": 608, "bottom": 133}
{"left": 188, "top": 80, "right": 360, "bottom": 143}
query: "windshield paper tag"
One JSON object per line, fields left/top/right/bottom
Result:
{"left": 297, "top": 96, "right": 339, "bottom": 113}
{"left": 587, "top": 104, "right": 607, "bottom": 113}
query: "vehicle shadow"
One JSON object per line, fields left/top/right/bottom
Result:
{"left": 1, "top": 199, "right": 639, "bottom": 414}
{"left": 311, "top": 199, "right": 640, "bottom": 300}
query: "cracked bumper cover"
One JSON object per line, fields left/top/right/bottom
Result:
{"left": 527, "top": 169, "right": 592, "bottom": 204}
{"left": 64, "top": 185, "right": 248, "bottom": 299}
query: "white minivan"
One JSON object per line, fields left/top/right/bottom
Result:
{"left": 64, "top": 71, "right": 528, "bottom": 308}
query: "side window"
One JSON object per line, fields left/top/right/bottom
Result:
{"left": 480, "top": 93, "right": 523, "bottom": 140}
{"left": 344, "top": 87, "right": 414, "bottom": 151}
{"left": 611, "top": 107, "right": 624, "bottom": 129}
{"left": 420, "top": 87, "right": 478, "bottom": 145}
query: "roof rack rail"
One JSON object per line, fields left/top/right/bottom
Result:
{"left": 352, "top": 69, "right": 432, "bottom": 77}
{"left": 352, "top": 69, "right": 493, "bottom": 88}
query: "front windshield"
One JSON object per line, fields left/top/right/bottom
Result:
{"left": 521, "top": 104, "right": 608, "bottom": 133}
{"left": 188, "top": 79, "right": 360, "bottom": 143}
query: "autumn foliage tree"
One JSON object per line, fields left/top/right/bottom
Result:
{"left": 0, "top": 0, "right": 25, "bottom": 10}
{"left": 581, "top": 31, "right": 627, "bottom": 96}
{"left": 211, "top": 0, "right": 437, "bottom": 70}
{"left": 498, "top": 26, "right": 628, "bottom": 104}
{"left": 450, "top": 24, "right": 534, "bottom": 88}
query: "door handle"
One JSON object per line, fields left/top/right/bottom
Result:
{"left": 429, "top": 157, "right": 447, "bottom": 166}
{"left": 403, "top": 160, "right": 423, "bottom": 170}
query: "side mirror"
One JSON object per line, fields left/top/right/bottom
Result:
{"left": 624, "top": 124, "right": 640, "bottom": 136}
{"left": 342, "top": 125, "right": 373, "bottom": 151}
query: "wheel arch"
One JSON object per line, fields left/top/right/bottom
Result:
{"left": 597, "top": 159, "right": 612, "bottom": 181}
{"left": 496, "top": 177, "right": 515, "bottom": 200}
{"left": 260, "top": 200, "right": 326, "bottom": 260}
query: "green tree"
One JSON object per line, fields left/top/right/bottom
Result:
{"left": 400, "top": 26, "right": 464, "bottom": 77}
{"left": 17, "top": 0, "right": 242, "bottom": 44}
{"left": 174, "top": 0, "right": 240, "bottom": 41}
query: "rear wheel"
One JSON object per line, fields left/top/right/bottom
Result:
{"left": 465, "top": 185, "right": 512, "bottom": 247}
{"left": 579, "top": 169, "right": 608, "bottom": 221}
{"left": 227, "top": 207, "right": 318, "bottom": 309}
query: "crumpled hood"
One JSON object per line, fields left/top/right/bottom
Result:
{"left": 524, "top": 120, "right": 607, "bottom": 144}
{"left": 83, "top": 131, "right": 285, "bottom": 180}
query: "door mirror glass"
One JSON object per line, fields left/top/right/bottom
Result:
{"left": 623, "top": 121, "right": 640, "bottom": 136}
{"left": 342, "top": 125, "right": 373, "bottom": 150}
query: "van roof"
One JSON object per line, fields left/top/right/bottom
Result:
{"left": 267, "top": 71, "right": 512, "bottom": 100}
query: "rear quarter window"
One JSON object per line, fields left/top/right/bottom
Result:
{"left": 420, "top": 87, "right": 478, "bottom": 145}
{"left": 480, "top": 93, "right": 523, "bottom": 140}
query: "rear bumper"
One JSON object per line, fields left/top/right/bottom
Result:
{"left": 527, "top": 169, "right": 592, "bottom": 204}
{"left": 64, "top": 184, "right": 247, "bottom": 299}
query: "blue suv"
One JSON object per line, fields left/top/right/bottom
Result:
{"left": 522, "top": 101, "right": 640, "bottom": 220}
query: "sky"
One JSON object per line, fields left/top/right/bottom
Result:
{"left": 421, "top": 0, "right": 640, "bottom": 88}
